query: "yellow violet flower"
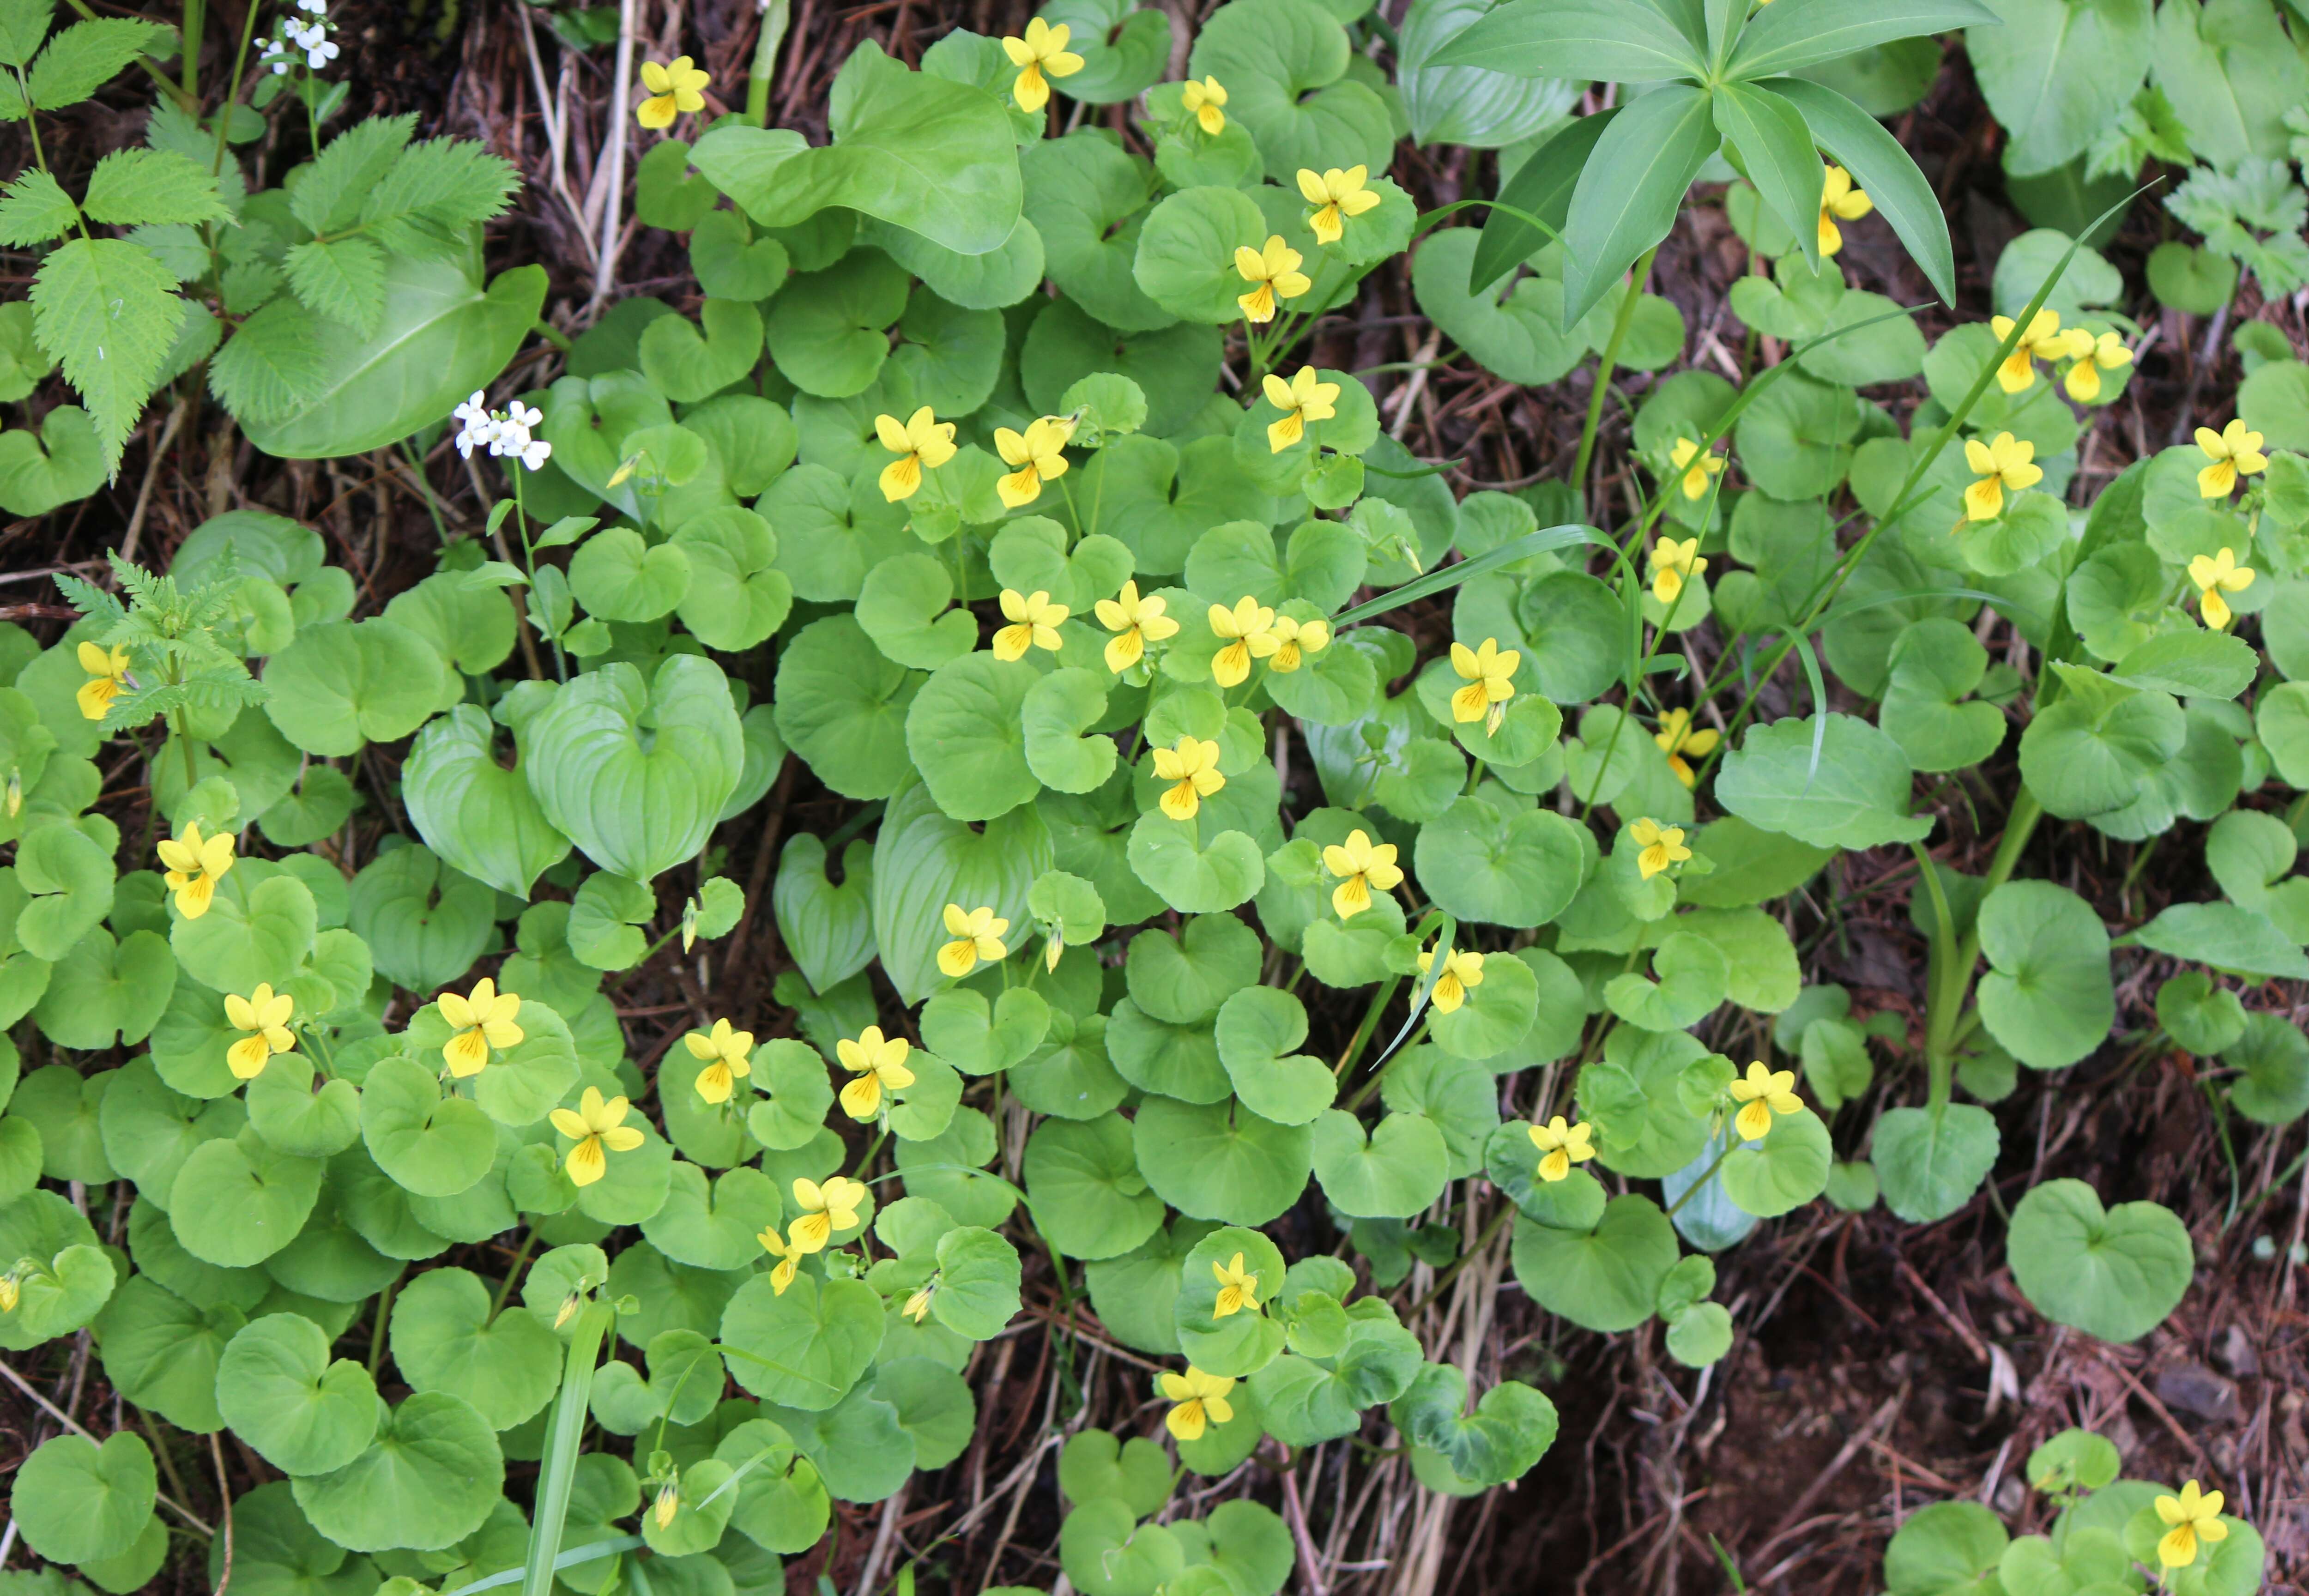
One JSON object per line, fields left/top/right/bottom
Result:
{"left": 1267, "top": 614, "right": 1328, "bottom": 673}
{"left": 1153, "top": 736, "right": 1226, "bottom": 821}
{"left": 938, "top": 903, "right": 1010, "bottom": 978}
{"left": 1630, "top": 817, "right": 1691, "bottom": 880}
{"left": 0, "top": 1273, "right": 16, "bottom": 1313}
{"left": 1417, "top": 944, "right": 1485, "bottom": 1013}
{"left": 2195, "top": 419, "right": 2267, "bottom": 499}
{"left": 1649, "top": 536, "right": 1706, "bottom": 605}
{"left": 636, "top": 56, "right": 711, "bottom": 129}
{"left": 1297, "top": 165, "right": 1380, "bottom": 246}
{"left": 1667, "top": 438, "right": 1723, "bottom": 501}
{"left": 837, "top": 1025, "right": 917, "bottom": 1120}
{"left": 1962, "top": 431, "right": 2041, "bottom": 521}
{"left": 874, "top": 406, "right": 957, "bottom": 502}
{"left": 1002, "top": 18, "right": 1082, "bottom": 113}
{"left": 1211, "top": 1251, "right": 1261, "bottom": 1317}
{"left": 1988, "top": 309, "right": 2064, "bottom": 393}
{"left": 1096, "top": 581, "right": 1179, "bottom": 673}
{"left": 2058, "top": 329, "right": 2132, "bottom": 403}
{"left": 994, "top": 415, "right": 1073, "bottom": 508}
{"left": 757, "top": 1223, "right": 802, "bottom": 1294}
{"left": 789, "top": 1176, "right": 868, "bottom": 1252}
{"left": 683, "top": 1018, "right": 754, "bottom": 1105}
{"left": 2189, "top": 547, "right": 2255, "bottom": 631}
{"left": 1728, "top": 1060, "right": 1802, "bottom": 1141}
{"left": 903, "top": 1283, "right": 935, "bottom": 1323}
{"left": 1653, "top": 708, "right": 1718, "bottom": 789}
{"left": 1449, "top": 637, "right": 1519, "bottom": 733}
{"left": 550, "top": 1087, "right": 646, "bottom": 1186}
{"left": 2154, "top": 1480, "right": 2229, "bottom": 1569}
{"left": 1160, "top": 1366, "right": 1236, "bottom": 1440}
{"left": 1321, "top": 828, "right": 1402, "bottom": 919}
{"left": 1180, "top": 76, "right": 1227, "bottom": 134}
{"left": 1816, "top": 164, "right": 1872, "bottom": 256}
{"left": 1527, "top": 1116, "right": 1596, "bottom": 1182}
{"left": 157, "top": 822, "right": 235, "bottom": 919}
{"left": 1261, "top": 366, "right": 1338, "bottom": 453}
{"left": 75, "top": 642, "right": 129, "bottom": 721}
{"left": 993, "top": 588, "right": 1069, "bottom": 661}
{"left": 1208, "top": 595, "right": 1279, "bottom": 687}
{"left": 653, "top": 1478, "right": 680, "bottom": 1530}
{"left": 438, "top": 977, "right": 524, "bottom": 1077}
{"left": 1234, "top": 235, "right": 1310, "bottom": 324}
{"left": 224, "top": 984, "right": 296, "bottom": 1080}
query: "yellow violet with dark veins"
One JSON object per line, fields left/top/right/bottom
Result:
{"left": 994, "top": 416, "right": 1073, "bottom": 508}
{"left": 1234, "top": 235, "right": 1310, "bottom": 324}
{"left": 636, "top": 57, "right": 710, "bottom": 128}
{"left": 1002, "top": 18, "right": 1082, "bottom": 113}
{"left": 2154, "top": 1480, "right": 2228, "bottom": 1569}
{"left": 1322, "top": 828, "right": 1402, "bottom": 920}
{"left": 2195, "top": 419, "right": 2267, "bottom": 498}
{"left": 225, "top": 984, "right": 296, "bottom": 1079}
{"left": 1648, "top": 536, "right": 1706, "bottom": 605}
{"left": 2057, "top": 328, "right": 2132, "bottom": 402}
{"left": 1449, "top": 637, "right": 1519, "bottom": 733}
{"left": 1816, "top": 164, "right": 1871, "bottom": 256}
{"left": 1209, "top": 595, "right": 1279, "bottom": 687}
{"left": 904, "top": 1283, "right": 936, "bottom": 1323}
{"left": 439, "top": 977, "right": 524, "bottom": 1077}
{"left": 1668, "top": 438, "right": 1723, "bottom": 501}
{"left": 1181, "top": 76, "right": 1227, "bottom": 134}
{"left": 1417, "top": 945, "right": 1485, "bottom": 1013}
{"left": 1266, "top": 614, "right": 1328, "bottom": 672}
{"left": 1729, "top": 1061, "right": 1802, "bottom": 1141}
{"left": 993, "top": 588, "right": 1069, "bottom": 661}
{"left": 75, "top": 642, "right": 129, "bottom": 721}
{"left": 1298, "top": 165, "right": 1379, "bottom": 245}
{"left": 1097, "top": 580, "right": 1179, "bottom": 673}
{"left": 157, "top": 822, "right": 235, "bottom": 919}
{"left": 2190, "top": 547, "right": 2254, "bottom": 631}
{"left": 938, "top": 904, "right": 1009, "bottom": 978}
{"left": 1654, "top": 708, "right": 1718, "bottom": 788}
{"left": 1631, "top": 818, "right": 1690, "bottom": 880}
{"left": 1527, "top": 1116, "right": 1596, "bottom": 1182}
{"left": 1261, "top": 367, "right": 1337, "bottom": 453}
{"left": 1988, "top": 309, "right": 2063, "bottom": 394}
{"left": 757, "top": 1223, "right": 801, "bottom": 1294}
{"left": 788, "top": 1176, "right": 867, "bottom": 1252}
{"left": 1211, "top": 1251, "right": 1261, "bottom": 1317}
{"left": 1962, "top": 431, "right": 2041, "bottom": 521}
{"left": 1153, "top": 736, "right": 1226, "bottom": 821}
{"left": 1161, "top": 1365, "right": 1236, "bottom": 1439}
{"left": 551, "top": 1087, "right": 646, "bottom": 1186}
{"left": 684, "top": 1018, "right": 754, "bottom": 1105}
{"left": 874, "top": 406, "right": 957, "bottom": 502}
{"left": 837, "top": 1026, "right": 917, "bottom": 1119}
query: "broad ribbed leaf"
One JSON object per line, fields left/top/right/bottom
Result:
{"left": 1711, "top": 81, "right": 1825, "bottom": 272}
{"left": 1769, "top": 77, "right": 1957, "bottom": 305}
{"left": 1429, "top": 0, "right": 1709, "bottom": 82}
{"left": 1727, "top": 0, "right": 1996, "bottom": 78}
{"left": 1560, "top": 84, "right": 1716, "bottom": 326}
{"left": 1470, "top": 108, "right": 1619, "bottom": 292}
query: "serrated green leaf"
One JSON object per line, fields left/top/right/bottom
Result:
{"left": 31, "top": 236, "right": 186, "bottom": 473}
{"left": 284, "top": 236, "right": 387, "bottom": 337}
{"left": 24, "top": 18, "right": 169, "bottom": 112}
{"left": 81, "top": 147, "right": 232, "bottom": 227}
{"left": 0, "top": 166, "right": 76, "bottom": 245}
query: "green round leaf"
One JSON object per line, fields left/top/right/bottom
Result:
{"left": 1509, "top": 1195, "right": 1677, "bottom": 1333}
{"left": 216, "top": 1312, "right": 381, "bottom": 1474}
{"left": 1310, "top": 1109, "right": 1451, "bottom": 1218}
{"left": 11, "top": 1433, "right": 155, "bottom": 1566}
{"left": 387, "top": 1266, "right": 562, "bottom": 1430}
{"left": 290, "top": 1391, "right": 506, "bottom": 1553}
{"left": 2007, "top": 1178, "right": 2192, "bottom": 1342}
{"left": 1024, "top": 1113, "right": 1165, "bottom": 1260}
{"left": 718, "top": 1272, "right": 883, "bottom": 1410}
{"left": 1133, "top": 1095, "right": 1312, "bottom": 1226}
{"left": 262, "top": 619, "right": 447, "bottom": 756}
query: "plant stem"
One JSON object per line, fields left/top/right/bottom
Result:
{"left": 368, "top": 1268, "right": 405, "bottom": 1377}
{"left": 1409, "top": 1203, "right": 1513, "bottom": 1314}
{"left": 208, "top": 0, "right": 263, "bottom": 181}
{"left": 523, "top": 1302, "right": 614, "bottom": 1596}
{"left": 1572, "top": 247, "right": 1656, "bottom": 509}
{"left": 743, "top": 0, "right": 792, "bottom": 125}
{"left": 181, "top": 0, "right": 203, "bottom": 96}
{"left": 1665, "top": 1141, "right": 1732, "bottom": 1217}
{"left": 489, "top": 1224, "right": 539, "bottom": 1319}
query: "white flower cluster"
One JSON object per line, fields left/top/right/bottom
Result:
{"left": 454, "top": 392, "right": 553, "bottom": 471}
{"left": 260, "top": 0, "right": 337, "bottom": 73}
